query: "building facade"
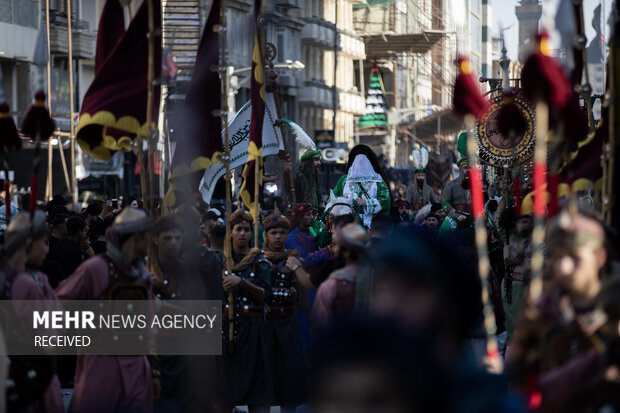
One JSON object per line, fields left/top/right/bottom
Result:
{"left": 515, "top": 0, "right": 542, "bottom": 63}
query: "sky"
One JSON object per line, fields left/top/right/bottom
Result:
{"left": 491, "top": 0, "right": 613, "bottom": 61}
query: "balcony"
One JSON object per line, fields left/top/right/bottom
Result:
{"left": 275, "top": 0, "right": 302, "bottom": 8}
{"left": 299, "top": 80, "right": 333, "bottom": 108}
{"left": 49, "top": 15, "right": 95, "bottom": 59}
{"left": 339, "top": 31, "right": 365, "bottom": 59}
{"left": 301, "top": 18, "right": 335, "bottom": 49}
{"left": 338, "top": 89, "right": 365, "bottom": 115}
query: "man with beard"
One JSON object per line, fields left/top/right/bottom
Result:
{"left": 406, "top": 171, "right": 437, "bottom": 211}
{"left": 291, "top": 148, "right": 322, "bottom": 208}
{"left": 312, "top": 223, "right": 372, "bottom": 329}
{"left": 395, "top": 199, "right": 415, "bottom": 223}
{"left": 423, "top": 213, "right": 440, "bottom": 236}
{"left": 509, "top": 212, "right": 610, "bottom": 411}
{"left": 56, "top": 208, "right": 158, "bottom": 413}
{"left": 262, "top": 212, "right": 306, "bottom": 412}
{"left": 406, "top": 145, "right": 437, "bottom": 210}
{"left": 441, "top": 133, "right": 473, "bottom": 233}
{"left": 220, "top": 209, "right": 274, "bottom": 412}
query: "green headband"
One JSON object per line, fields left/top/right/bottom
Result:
{"left": 301, "top": 149, "right": 321, "bottom": 162}
{"left": 457, "top": 157, "right": 469, "bottom": 167}
{"left": 415, "top": 168, "right": 426, "bottom": 173}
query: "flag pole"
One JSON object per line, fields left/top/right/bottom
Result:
{"left": 465, "top": 114, "right": 500, "bottom": 365}
{"left": 529, "top": 101, "right": 549, "bottom": 303}
{"left": 146, "top": 0, "right": 157, "bottom": 214}
{"left": 66, "top": 0, "right": 77, "bottom": 202}
{"left": 215, "top": 0, "right": 235, "bottom": 353}
{"left": 266, "top": 53, "right": 296, "bottom": 206}
{"left": 253, "top": 37, "right": 263, "bottom": 248}
{"left": 45, "top": 0, "right": 53, "bottom": 201}
{"left": 603, "top": 2, "right": 619, "bottom": 226}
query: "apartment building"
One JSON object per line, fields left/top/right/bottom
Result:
{"left": 299, "top": 0, "right": 366, "bottom": 152}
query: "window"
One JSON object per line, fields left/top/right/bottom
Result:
{"left": 276, "top": 27, "right": 286, "bottom": 62}
{"left": 0, "top": 0, "right": 39, "bottom": 28}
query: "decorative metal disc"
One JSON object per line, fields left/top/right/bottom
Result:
{"left": 265, "top": 43, "right": 277, "bottom": 63}
{"left": 475, "top": 93, "right": 536, "bottom": 166}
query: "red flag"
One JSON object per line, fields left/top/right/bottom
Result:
{"left": 165, "top": 0, "right": 222, "bottom": 208}
{"left": 521, "top": 31, "right": 571, "bottom": 109}
{"left": 94, "top": 0, "right": 126, "bottom": 76}
{"left": 239, "top": 26, "right": 266, "bottom": 222}
{"left": 452, "top": 56, "right": 490, "bottom": 120}
{"left": 76, "top": 0, "right": 161, "bottom": 160}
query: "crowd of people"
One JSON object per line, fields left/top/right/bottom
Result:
{"left": 0, "top": 143, "right": 617, "bottom": 412}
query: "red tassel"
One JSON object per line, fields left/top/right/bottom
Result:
{"left": 20, "top": 91, "right": 55, "bottom": 141}
{"left": 533, "top": 163, "right": 547, "bottom": 217}
{"left": 548, "top": 173, "right": 561, "bottom": 217}
{"left": 470, "top": 167, "right": 485, "bottom": 219}
{"left": 521, "top": 32, "right": 571, "bottom": 108}
{"left": 30, "top": 175, "right": 38, "bottom": 212}
{"left": 452, "top": 56, "right": 490, "bottom": 119}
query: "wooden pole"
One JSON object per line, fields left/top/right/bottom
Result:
{"left": 603, "top": 3, "right": 619, "bottom": 225}
{"left": 56, "top": 134, "right": 71, "bottom": 192}
{"left": 253, "top": 149, "right": 260, "bottom": 248}
{"left": 465, "top": 114, "right": 500, "bottom": 364}
{"left": 45, "top": 0, "right": 53, "bottom": 201}
{"left": 529, "top": 101, "right": 549, "bottom": 303}
{"left": 66, "top": 0, "right": 77, "bottom": 202}
{"left": 146, "top": 0, "right": 157, "bottom": 214}
{"left": 267, "top": 61, "right": 296, "bottom": 205}
{"left": 217, "top": 0, "right": 235, "bottom": 353}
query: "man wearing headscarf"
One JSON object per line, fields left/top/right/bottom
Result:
{"left": 56, "top": 208, "right": 158, "bottom": 413}
{"left": 1, "top": 211, "right": 63, "bottom": 412}
{"left": 220, "top": 208, "right": 274, "bottom": 411}
{"left": 312, "top": 223, "right": 372, "bottom": 329}
{"left": 285, "top": 203, "right": 333, "bottom": 268}
{"left": 332, "top": 145, "right": 391, "bottom": 228}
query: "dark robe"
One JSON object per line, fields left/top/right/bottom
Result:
{"left": 264, "top": 250, "right": 307, "bottom": 407}
{"left": 222, "top": 249, "right": 274, "bottom": 406}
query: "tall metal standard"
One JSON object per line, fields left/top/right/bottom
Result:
{"left": 146, "top": 0, "right": 158, "bottom": 214}
{"left": 603, "top": 2, "right": 620, "bottom": 227}
{"left": 67, "top": 0, "right": 77, "bottom": 202}
{"left": 215, "top": 0, "right": 235, "bottom": 352}
{"left": 45, "top": 0, "right": 53, "bottom": 200}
